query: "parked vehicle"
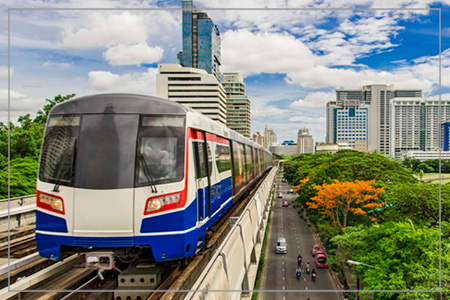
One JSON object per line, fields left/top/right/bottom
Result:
{"left": 282, "top": 201, "right": 288, "bottom": 207}
{"left": 278, "top": 192, "right": 283, "bottom": 199}
{"left": 311, "top": 244, "right": 322, "bottom": 257}
{"left": 315, "top": 250, "right": 329, "bottom": 268}
{"left": 275, "top": 237, "right": 287, "bottom": 254}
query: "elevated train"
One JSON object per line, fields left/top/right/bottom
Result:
{"left": 36, "top": 94, "right": 272, "bottom": 263}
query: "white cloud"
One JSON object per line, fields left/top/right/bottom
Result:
{"left": 222, "top": 29, "right": 316, "bottom": 74}
{"left": 0, "top": 89, "right": 45, "bottom": 123}
{"left": 289, "top": 116, "right": 326, "bottom": 123}
{"left": 42, "top": 61, "right": 72, "bottom": 68}
{"left": 0, "top": 66, "right": 13, "bottom": 79}
{"left": 252, "top": 106, "right": 287, "bottom": 118}
{"left": 290, "top": 92, "right": 335, "bottom": 109}
{"left": 88, "top": 68, "right": 158, "bottom": 95}
{"left": 104, "top": 43, "right": 164, "bottom": 66}
{"left": 59, "top": 12, "right": 148, "bottom": 48}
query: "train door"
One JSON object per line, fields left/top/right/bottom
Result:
{"left": 193, "top": 131, "right": 211, "bottom": 222}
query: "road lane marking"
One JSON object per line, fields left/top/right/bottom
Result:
{"left": 304, "top": 278, "right": 306, "bottom": 281}
{"left": 305, "top": 286, "right": 308, "bottom": 290}
{"left": 282, "top": 261, "right": 285, "bottom": 265}
{"left": 283, "top": 277, "right": 285, "bottom": 281}
{"left": 283, "top": 286, "right": 285, "bottom": 290}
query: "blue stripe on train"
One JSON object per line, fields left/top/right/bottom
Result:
{"left": 36, "top": 210, "right": 68, "bottom": 233}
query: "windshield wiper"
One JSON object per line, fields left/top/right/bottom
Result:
{"left": 137, "top": 139, "right": 158, "bottom": 194}
{"left": 53, "top": 139, "right": 77, "bottom": 192}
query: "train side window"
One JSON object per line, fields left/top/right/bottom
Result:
{"left": 206, "top": 142, "right": 213, "bottom": 176}
{"left": 216, "top": 142, "right": 231, "bottom": 173}
{"left": 232, "top": 141, "right": 244, "bottom": 192}
{"left": 245, "top": 145, "right": 253, "bottom": 180}
{"left": 193, "top": 142, "right": 207, "bottom": 179}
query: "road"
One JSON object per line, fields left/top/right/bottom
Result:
{"left": 260, "top": 176, "right": 340, "bottom": 300}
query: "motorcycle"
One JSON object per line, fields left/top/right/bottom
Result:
{"left": 312, "top": 271, "right": 317, "bottom": 282}
{"left": 296, "top": 270, "right": 301, "bottom": 280}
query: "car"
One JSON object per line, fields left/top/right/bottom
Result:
{"left": 277, "top": 192, "right": 283, "bottom": 199}
{"left": 311, "top": 244, "right": 322, "bottom": 257}
{"left": 315, "top": 250, "right": 329, "bottom": 268}
{"left": 288, "top": 188, "right": 294, "bottom": 194}
{"left": 275, "top": 237, "right": 287, "bottom": 254}
{"left": 282, "top": 201, "right": 288, "bottom": 207}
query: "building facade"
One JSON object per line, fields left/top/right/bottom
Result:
{"left": 328, "top": 84, "right": 422, "bottom": 154}
{"left": 403, "top": 150, "right": 450, "bottom": 161}
{"left": 391, "top": 98, "right": 450, "bottom": 158}
{"left": 252, "top": 132, "right": 264, "bottom": 146}
{"left": 156, "top": 63, "right": 227, "bottom": 124}
{"left": 222, "top": 73, "right": 251, "bottom": 137}
{"left": 178, "top": 0, "right": 221, "bottom": 81}
{"left": 441, "top": 121, "right": 450, "bottom": 151}
{"left": 297, "top": 128, "right": 314, "bottom": 154}
{"left": 264, "top": 124, "right": 277, "bottom": 149}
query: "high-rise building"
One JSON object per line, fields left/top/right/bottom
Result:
{"left": 252, "top": 132, "right": 264, "bottom": 146}
{"left": 178, "top": 0, "right": 221, "bottom": 81}
{"left": 441, "top": 121, "right": 450, "bottom": 151}
{"left": 390, "top": 98, "right": 450, "bottom": 158}
{"left": 222, "top": 73, "right": 251, "bottom": 137}
{"left": 297, "top": 128, "right": 314, "bottom": 154}
{"left": 326, "top": 101, "right": 337, "bottom": 144}
{"left": 156, "top": 63, "right": 227, "bottom": 124}
{"left": 328, "top": 84, "right": 422, "bottom": 154}
{"left": 264, "top": 124, "right": 277, "bottom": 149}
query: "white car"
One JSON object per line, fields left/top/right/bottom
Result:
{"left": 275, "top": 237, "right": 287, "bottom": 254}
{"left": 277, "top": 192, "right": 283, "bottom": 199}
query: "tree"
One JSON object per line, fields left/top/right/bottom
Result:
{"left": 332, "top": 222, "right": 449, "bottom": 300}
{"left": 33, "top": 94, "right": 75, "bottom": 125}
{"left": 307, "top": 179, "right": 385, "bottom": 228}
{"left": 384, "top": 183, "right": 450, "bottom": 226}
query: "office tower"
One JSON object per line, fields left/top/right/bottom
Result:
{"left": 297, "top": 128, "right": 314, "bottom": 154}
{"left": 156, "top": 64, "right": 227, "bottom": 124}
{"left": 264, "top": 125, "right": 277, "bottom": 149}
{"left": 326, "top": 101, "right": 337, "bottom": 144}
{"left": 252, "top": 132, "right": 264, "bottom": 146}
{"left": 441, "top": 121, "right": 450, "bottom": 151}
{"left": 178, "top": 0, "right": 221, "bottom": 81}
{"left": 222, "top": 73, "right": 251, "bottom": 137}
{"left": 390, "top": 98, "right": 450, "bottom": 158}
{"left": 328, "top": 84, "right": 422, "bottom": 153}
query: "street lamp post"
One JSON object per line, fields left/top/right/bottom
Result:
{"left": 346, "top": 260, "right": 374, "bottom": 300}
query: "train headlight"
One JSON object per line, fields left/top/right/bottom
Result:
{"left": 145, "top": 192, "right": 182, "bottom": 214}
{"left": 37, "top": 191, "right": 65, "bottom": 215}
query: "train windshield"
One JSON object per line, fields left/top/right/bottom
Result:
{"left": 136, "top": 116, "right": 185, "bottom": 186}
{"left": 39, "top": 116, "right": 80, "bottom": 186}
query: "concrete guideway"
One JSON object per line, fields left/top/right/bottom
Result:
{"left": 260, "top": 177, "right": 340, "bottom": 300}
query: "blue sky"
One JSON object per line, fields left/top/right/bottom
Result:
{"left": 1, "top": 0, "right": 450, "bottom": 143}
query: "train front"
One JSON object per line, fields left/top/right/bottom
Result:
{"left": 35, "top": 94, "right": 195, "bottom": 263}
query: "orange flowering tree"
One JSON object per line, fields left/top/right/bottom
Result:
{"left": 306, "top": 179, "right": 385, "bottom": 229}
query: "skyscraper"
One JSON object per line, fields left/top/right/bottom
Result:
{"left": 391, "top": 97, "right": 450, "bottom": 158}
{"left": 264, "top": 125, "right": 277, "bottom": 149}
{"left": 222, "top": 73, "right": 251, "bottom": 137}
{"left": 297, "top": 128, "right": 314, "bottom": 154}
{"left": 328, "top": 84, "right": 422, "bottom": 154}
{"left": 156, "top": 64, "right": 227, "bottom": 124}
{"left": 178, "top": 0, "right": 221, "bottom": 81}
{"left": 252, "top": 132, "right": 264, "bottom": 146}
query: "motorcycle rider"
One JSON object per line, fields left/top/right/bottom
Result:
{"left": 297, "top": 254, "right": 302, "bottom": 267}
{"left": 296, "top": 267, "right": 302, "bottom": 279}
{"left": 311, "top": 268, "right": 317, "bottom": 281}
